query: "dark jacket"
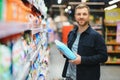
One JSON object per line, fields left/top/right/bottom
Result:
{"left": 62, "top": 25, "right": 108, "bottom": 80}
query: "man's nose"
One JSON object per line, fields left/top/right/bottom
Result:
{"left": 80, "top": 14, "right": 84, "bottom": 18}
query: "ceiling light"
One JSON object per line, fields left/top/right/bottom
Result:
{"left": 68, "top": 6, "right": 71, "bottom": 10}
{"left": 58, "top": 0, "right": 62, "bottom": 4}
{"left": 109, "top": 0, "right": 120, "bottom": 5}
{"left": 65, "top": 8, "right": 68, "bottom": 12}
{"left": 104, "top": 4, "right": 117, "bottom": 10}
{"left": 81, "top": 0, "right": 87, "bottom": 2}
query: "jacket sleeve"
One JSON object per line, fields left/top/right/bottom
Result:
{"left": 81, "top": 34, "right": 108, "bottom": 65}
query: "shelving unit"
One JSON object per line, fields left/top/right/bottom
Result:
{"left": 105, "top": 23, "right": 120, "bottom": 64}
{"left": 104, "top": 7, "right": 120, "bottom": 65}
{"left": 0, "top": 22, "right": 49, "bottom": 80}
{"left": 0, "top": 0, "right": 49, "bottom": 80}
{"left": 90, "top": 14, "right": 104, "bottom": 36}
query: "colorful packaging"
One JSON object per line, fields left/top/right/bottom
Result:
{"left": 0, "top": 44, "right": 12, "bottom": 80}
{"left": 12, "top": 38, "right": 26, "bottom": 79}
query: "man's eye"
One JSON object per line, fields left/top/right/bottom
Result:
{"left": 83, "top": 13, "right": 87, "bottom": 15}
{"left": 76, "top": 13, "right": 81, "bottom": 15}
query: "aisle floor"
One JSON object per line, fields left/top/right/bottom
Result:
{"left": 48, "top": 44, "right": 120, "bottom": 80}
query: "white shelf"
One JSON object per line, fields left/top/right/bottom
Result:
{"left": 90, "top": 9, "right": 104, "bottom": 12}
{"left": 0, "top": 22, "right": 32, "bottom": 39}
{"left": 17, "top": 62, "right": 30, "bottom": 80}
{"left": 69, "top": 2, "right": 105, "bottom": 5}
{"left": 92, "top": 26, "right": 102, "bottom": 30}
{"left": 31, "top": 27, "right": 43, "bottom": 35}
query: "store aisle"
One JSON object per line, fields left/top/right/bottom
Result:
{"left": 48, "top": 44, "right": 66, "bottom": 80}
{"left": 49, "top": 44, "right": 120, "bottom": 80}
{"left": 101, "top": 65, "right": 120, "bottom": 80}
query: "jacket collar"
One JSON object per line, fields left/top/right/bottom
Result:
{"left": 73, "top": 24, "right": 92, "bottom": 34}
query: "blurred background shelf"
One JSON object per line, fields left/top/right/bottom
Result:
{"left": 107, "top": 50, "right": 120, "bottom": 54}
{"left": 106, "top": 42, "right": 120, "bottom": 45}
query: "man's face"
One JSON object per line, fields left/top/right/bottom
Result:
{"left": 75, "top": 8, "right": 89, "bottom": 27}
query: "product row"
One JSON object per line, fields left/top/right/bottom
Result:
{"left": 0, "top": 30, "right": 49, "bottom": 80}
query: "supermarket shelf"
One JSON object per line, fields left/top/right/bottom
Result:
{"left": 69, "top": 2, "right": 105, "bottom": 5}
{"left": 31, "top": 27, "right": 43, "bottom": 35}
{"left": 0, "top": 22, "right": 32, "bottom": 39}
{"left": 90, "top": 9, "right": 104, "bottom": 12}
{"left": 107, "top": 33, "right": 116, "bottom": 36}
{"left": 105, "top": 21, "right": 120, "bottom": 65}
{"left": 105, "top": 62, "right": 120, "bottom": 65}
{"left": 106, "top": 42, "right": 120, "bottom": 45}
{"left": 51, "top": 4, "right": 66, "bottom": 8}
{"left": 30, "top": 41, "right": 42, "bottom": 63}
{"left": 107, "top": 51, "right": 120, "bottom": 54}
{"left": 17, "top": 62, "right": 30, "bottom": 80}
{"left": 92, "top": 26, "right": 102, "bottom": 30}
{"left": 105, "top": 23, "right": 116, "bottom": 26}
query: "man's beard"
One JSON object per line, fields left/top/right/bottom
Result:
{"left": 77, "top": 20, "right": 89, "bottom": 27}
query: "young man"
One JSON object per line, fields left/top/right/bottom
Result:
{"left": 61, "top": 3, "right": 108, "bottom": 80}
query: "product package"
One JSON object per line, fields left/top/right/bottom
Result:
{"left": 0, "top": 44, "right": 12, "bottom": 80}
{"left": 54, "top": 40, "right": 76, "bottom": 60}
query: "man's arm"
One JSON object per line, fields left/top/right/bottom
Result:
{"left": 69, "top": 34, "right": 108, "bottom": 65}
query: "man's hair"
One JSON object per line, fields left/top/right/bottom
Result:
{"left": 75, "top": 3, "right": 90, "bottom": 14}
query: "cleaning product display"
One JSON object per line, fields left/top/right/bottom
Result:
{"left": 27, "top": 48, "right": 49, "bottom": 80}
{"left": 0, "top": 0, "right": 50, "bottom": 79}
{"left": 0, "top": 30, "right": 49, "bottom": 80}
{"left": 54, "top": 40, "right": 76, "bottom": 60}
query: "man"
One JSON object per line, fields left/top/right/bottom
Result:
{"left": 61, "top": 3, "right": 108, "bottom": 80}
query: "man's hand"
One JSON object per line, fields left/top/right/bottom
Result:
{"left": 69, "top": 54, "right": 81, "bottom": 65}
